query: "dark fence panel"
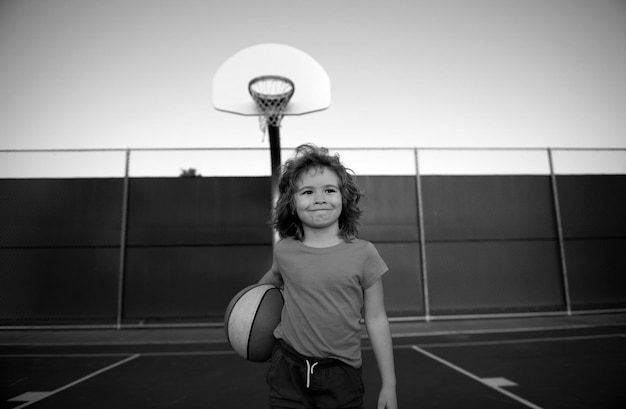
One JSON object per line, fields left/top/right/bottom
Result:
{"left": 421, "top": 176, "right": 564, "bottom": 314}
{"left": 0, "top": 248, "right": 120, "bottom": 324}
{"left": 359, "top": 176, "right": 419, "bottom": 242}
{"left": 126, "top": 177, "right": 273, "bottom": 246}
{"left": 422, "top": 176, "right": 557, "bottom": 241}
{"left": 0, "top": 179, "right": 123, "bottom": 246}
{"left": 426, "top": 241, "right": 564, "bottom": 314}
{"left": 374, "top": 242, "right": 424, "bottom": 316}
{"left": 0, "top": 179, "right": 123, "bottom": 325}
{"left": 121, "top": 177, "right": 273, "bottom": 323}
{"left": 557, "top": 175, "right": 626, "bottom": 309}
{"left": 565, "top": 239, "right": 626, "bottom": 309}
{"left": 359, "top": 176, "right": 424, "bottom": 316}
{"left": 123, "top": 245, "right": 272, "bottom": 322}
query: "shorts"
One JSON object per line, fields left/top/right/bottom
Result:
{"left": 266, "top": 339, "right": 365, "bottom": 409}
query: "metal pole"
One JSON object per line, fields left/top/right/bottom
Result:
{"left": 116, "top": 148, "right": 131, "bottom": 329}
{"left": 414, "top": 149, "right": 431, "bottom": 321}
{"left": 548, "top": 148, "right": 572, "bottom": 316}
{"left": 268, "top": 124, "right": 281, "bottom": 245}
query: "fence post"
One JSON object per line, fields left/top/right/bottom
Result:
{"left": 414, "top": 148, "right": 431, "bottom": 321}
{"left": 548, "top": 148, "right": 572, "bottom": 316}
{"left": 117, "top": 148, "right": 131, "bottom": 329}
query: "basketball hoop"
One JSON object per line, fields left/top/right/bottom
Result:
{"left": 249, "top": 75, "right": 295, "bottom": 132}
{"left": 213, "top": 44, "right": 330, "bottom": 245}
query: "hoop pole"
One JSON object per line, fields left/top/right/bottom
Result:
{"left": 268, "top": 124, "right": 281, "bottom": 245}
{"left": 116, "top": 148, "right": 131, "bottom": 329}
{"left": 414, "top": 149, "right": 431, "bottom": 321}
{"left": 548, "top": 148, "right": 572, "bottom": 316}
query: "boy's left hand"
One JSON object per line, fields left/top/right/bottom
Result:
{"left": 377, "top": 385, "right": 398, "bottom": 409}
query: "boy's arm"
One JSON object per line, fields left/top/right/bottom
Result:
{"left": 364, "top": 278, "right": 398, "bottom": 409}
{"left": 258, "top": 268, "right": 283, "bottom": 288}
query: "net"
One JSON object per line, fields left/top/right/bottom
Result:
{"left": 248, "top": 75, "right": 295, "bottom": 131}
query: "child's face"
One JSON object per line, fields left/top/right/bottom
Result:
{"left": 294, "top": 167, "right": 343, "bottom": 233}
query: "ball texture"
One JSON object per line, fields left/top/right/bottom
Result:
{"left": 224, "top": 284, "right": 284, "bottom": 362}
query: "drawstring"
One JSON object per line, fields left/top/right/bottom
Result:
{"left": 277, "top": 342, "right": 329, "bottom": 389}
{"left": 305, "top": 360, "right": 319, "bottom": 389}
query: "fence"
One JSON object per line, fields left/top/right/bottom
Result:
{"left": 1, "top": 148, "right": 625, "bottom": 328}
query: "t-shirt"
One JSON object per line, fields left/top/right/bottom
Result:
{"left": 271, "top": 237, "right": 388, "bottom": 367}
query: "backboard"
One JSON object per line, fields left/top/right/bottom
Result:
{"left": 212, "top": 43, "right": 331, "bottom": 116}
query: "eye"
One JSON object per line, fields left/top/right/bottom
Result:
{"left": 325, "top": 188, "right": 338, "bottom": 194}
{"left": 300, "top": 189, "right": 313, "bottom": 195}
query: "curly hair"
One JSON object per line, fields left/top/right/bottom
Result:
{"left": 273, "top": 144, "right": 363, "bottom": 241}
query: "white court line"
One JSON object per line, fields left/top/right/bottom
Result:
{"left": 3, "top": 333, "right": 623, "bottom": 358}
{"left": 411, "top": 345, "right": 544, "bottom": 409}
{"left": 1, "top": 350, "right": 236, "bottom": 358}
{"left": 0, "top": 339, "right": 228, "bottom": 347}
{"left": 1, "top": 353, "right": 134, "bottom": 358}
{"left": 391, "top": 322, "right": 626, "bottom": 339}
{"left": 420, "top": 333, "right": 624, "bottom": 348}
{"left": 10, "top": 354, "right": 140, "bottom": 409}
{"left": 139, "top": 350, "right": 236, "bottom": 357}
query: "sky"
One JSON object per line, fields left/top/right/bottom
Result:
{"left": 0, "top": 0, "right": 625, "bottom": 176}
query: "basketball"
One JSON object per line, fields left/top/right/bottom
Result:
{"left": 224, "top": 284, "right": 284, "bottom": 362}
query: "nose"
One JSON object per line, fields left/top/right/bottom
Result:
{"left": 313, "top": 191, "right": 326, "bottom": 204}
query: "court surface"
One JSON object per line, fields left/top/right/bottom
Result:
{"left": 1, "top": 313, "right": 625, "bottom": 408}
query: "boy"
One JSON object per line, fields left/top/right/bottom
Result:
{"left": 259, "top": 144, "right": 397, "bottom": 409}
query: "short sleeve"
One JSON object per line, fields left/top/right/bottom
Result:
{"left": 362, "top": 242, "right": 388, "bottom": 289}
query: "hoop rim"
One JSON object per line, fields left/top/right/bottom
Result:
{"left": 248, "top": 75, "right": 295, "bottom": 100}
{"left": 248, "top": 75, "right": 295, "bottom": 128}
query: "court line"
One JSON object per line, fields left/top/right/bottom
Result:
{"left": 2, "top": 333, "right": 623, "bottom": 359}
{"left": 1, "top": 353, "right": 135, "bottom": 358}
{"left": 0, "top": 339, "right": 228, "bottom": 347}
{"left": 2, "top": 321, "right": 623, "bottom": 347}
{"left": 1, "top": 351, "right": 236, "bottom": 358}
{"left": 137, "top": 350, "right": 237, "bottom": 357}
{"left": 417, "top": 333, "right": 624, "bottom": 348}
{"left": 411, "top": 345, "right": 545, "bottom": 409}
{"left": 10, "top": 354, "right": 140, "bottom": 409}
{"left": 390, "top": 322, "right": 626, "bottom": 339}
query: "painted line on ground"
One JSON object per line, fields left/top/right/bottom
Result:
{"left": 0, "top": 350, "right": 237, "bottom": 358}
{"left": 390, "top": 322, "right": 626, "bottom": 339}
{"left": 1, "top": 353, "right": 135, "bottom": 358}
{"left": 0, "top": 339, "right": 229, "bottom": 347}
{"left": 418, "top": 333, "right": 625, "bottom": 348}
{"left": 411, "top": 345, "right": 544, "bottom": 409}
{"left": 1, "top": 321, "right": 623, "bottom": 347}
{"left": 2, "top": 333, "right": 623, "bottom": 359}
{"left": 2, "top": 333, "right": 622, "bottom": 357}
{"left": 8, "top": 354, "right": 140, "bottom": 408}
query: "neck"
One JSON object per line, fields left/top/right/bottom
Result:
{"left": 301, "top": 226, "right": 343, "bottom": 248}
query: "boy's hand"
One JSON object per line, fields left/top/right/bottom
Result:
{"left": 378, "top": 385, "right": 398, "bottom": 409}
